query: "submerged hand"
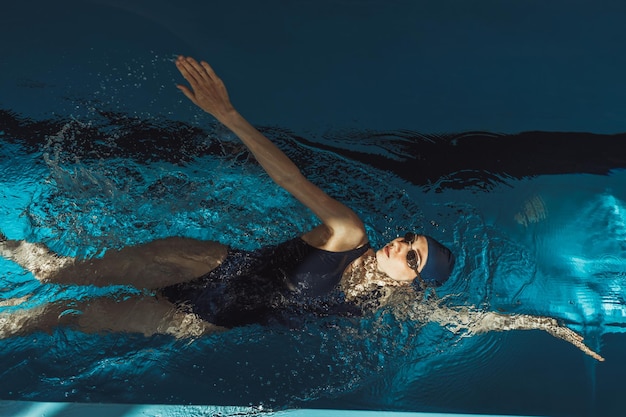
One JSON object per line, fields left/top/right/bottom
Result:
{"left": 175, "top": 56, "right": 236, "bottom": 121}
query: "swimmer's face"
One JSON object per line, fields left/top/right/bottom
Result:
{"left": 375, "top": 233, "right": 428, "bottom": 283}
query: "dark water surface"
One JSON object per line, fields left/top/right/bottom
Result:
{"left": 1, "top": 109, "right": 625, "bottom": 416}
{"left": 1, "top": 1, "right": 625, "bottom": 415}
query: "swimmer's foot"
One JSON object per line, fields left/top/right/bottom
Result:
{"left": 0, "top": 231, "right": 10, "bottom": 258}
{"left": 0, "top": 304, "right": 52, "bottom": 339}
{"left": 0, "top": 295, "right": 31, "bottom": 308}
{"left": 0, "top": 236, "right": 73, "bottom": 283}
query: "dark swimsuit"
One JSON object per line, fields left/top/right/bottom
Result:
{"left": 160, "top": 237, "right": 371, "bottom": 328}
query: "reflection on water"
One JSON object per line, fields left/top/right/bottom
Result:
{"left": 1, "top": 110, "right": 626, "bottom": 415}
{"left": 514, "top": 195, "right": 548, "bottom": 227}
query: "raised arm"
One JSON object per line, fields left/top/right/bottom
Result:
{"left": 175, "top": 56, "right": 367, "bottom": 251}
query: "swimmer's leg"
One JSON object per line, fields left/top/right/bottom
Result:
{"left": 0, "top": 296, "right": 225, "bottom": 339}
{"left": 0, "top": 232, "right": 73, "bottom": 283}
{"left": 73, "top": 296, "right": 226, "bottom": 338}
{"left": 430, "top": 306, "right": 605, "bottom": 362}
{"left": 0, "top": 233, "right": 228, "bottom": 289}
{"left": 0, "top": 303, "right": 61, "bottom": 339}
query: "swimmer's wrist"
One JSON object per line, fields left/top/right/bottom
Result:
{"left": 215, "top": 108, "right": 244, "bottom": 126}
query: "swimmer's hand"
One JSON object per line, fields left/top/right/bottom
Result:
{"left": 173, "top": 56, "right": 368, "bottom": 252}
{"left": 542, "top": 318, "right": 605, "bottom": 362}
{"left": 432, "top": 307, "right": 605, "bottom": 362}
{"left": 471, "top": 312, "right": 605, "bottom": 362}
{"left": 175, "top": 56, "right": 236, "bottom": 122}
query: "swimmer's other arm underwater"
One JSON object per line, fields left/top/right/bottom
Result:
{"left": 0, "top": 56, "right": 604, "bottom": 362}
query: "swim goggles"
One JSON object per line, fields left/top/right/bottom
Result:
{"left": 402, "top": 232, "right": 426, "bottom": 287}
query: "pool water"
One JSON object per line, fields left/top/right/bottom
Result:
{"left": 2, "top": 109, "right": 626, "bottom": 415}
{"left": 2, "top": 1, "right": 626, "bottom": 416}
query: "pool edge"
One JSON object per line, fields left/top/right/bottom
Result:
{"left": 0, "top": 400, "right": 542, "bottom": 417}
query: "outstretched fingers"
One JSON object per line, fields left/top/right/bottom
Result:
{"left": 174, "top": 55, "right": 234, "bottom": 119}
{"left": 546, "top": 325, "right": 605, "bottom": 362}
{"left": 177, "top": 56, "right": 214, "bottom": 84}
{"left": 200, "top": 60, "right": 220, "bottom": 81}
{"left": 176, "top": 84, "right": 198, "bottom": 106}
{"left": 176, "top": 56, "right": 202, "bottom": 86}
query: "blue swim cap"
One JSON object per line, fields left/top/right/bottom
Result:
{"left": 419, "top": 235, "right": 456, "bottom": 287}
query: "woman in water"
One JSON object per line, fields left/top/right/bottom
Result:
{"left": 0, "top": 57, "right": 603, "bottom": 361}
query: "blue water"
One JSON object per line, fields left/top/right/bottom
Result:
{"left": 1, "top": 1, "right": 626, "bottom": 416}
{"left": 2, "top": 111, "right": 626, "bottom": 415}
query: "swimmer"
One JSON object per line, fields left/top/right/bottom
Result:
{"left": 0, "top": 57, "right": 603, "bottom": 361}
